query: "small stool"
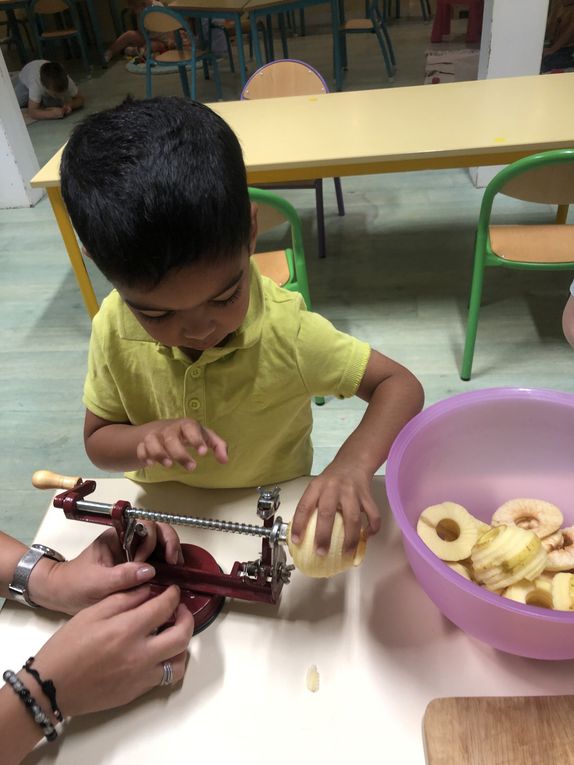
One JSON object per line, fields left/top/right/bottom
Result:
{"left": 431, "top": 0, "right": 484, "bottom": 44}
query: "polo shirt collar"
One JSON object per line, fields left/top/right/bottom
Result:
{"left": 117, "top": 259, "right": 264, "bottom": 364}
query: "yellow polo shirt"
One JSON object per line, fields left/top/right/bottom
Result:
{"left": 83, "top": 262, "right": 371, "bottom": 488}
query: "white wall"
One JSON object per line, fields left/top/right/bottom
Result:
{"left": 471, "top": 0, "right": 549, "bottom": 187}
{"left": 0, "top": 48, "right": 43, "bottom": 208}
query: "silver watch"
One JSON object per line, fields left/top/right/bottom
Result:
{"left": 9, "top": 544, "right": 65, "bottom": 607}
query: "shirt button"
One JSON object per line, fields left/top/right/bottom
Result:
{"left": 189, "top": 399, "right": 201, "bottom": 410}
{"left": 190, "top": 368, "right": 201, "bottom": 378}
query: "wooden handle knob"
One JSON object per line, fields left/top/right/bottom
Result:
{"left": 32, "top": 470, "right": 83, "bottom": 490}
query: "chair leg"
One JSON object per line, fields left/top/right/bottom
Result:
{"left": 334, "top": 177, "right": 345, "bottom": 216}
{"left": 299, "top": 8, "right": 306, "bottom": 35}
{"left": 69, "top": 5, "right": 91, "bottom": 74}
{"left": 224, "top": 28, "right": 235, "bottom": 73}
{"left": 340, "top": 30, "right": 348, "bottom": 70}
{"left": 266, "top": 15, "right": 275, "bottom": 60}
{"left": 192, "top": 57, "right": 201, "bottom": 99}
{"left": 315, "top": 179, "right": 327, "bottom": 259}
{"left": 178, "top": 63, "right": 191, "bottom": 98}
{"left": 278, "top": 12, "right": 288, "bottom": 58}
{"left": 211, "top": 55, "right": 222, "bottom": 100}
{"left": 460, "top": 248, "right": 486, "bottom": 381}
{"left": 145, "top": 61, "right": 153, "bottom": 97}
{"left": 419, "top": 0, "right": 429, "bottom": 20}
{"left": 372, "top": 17, "right": 395, "bottom": 79}
{"left": 375, "top": 7, "right": 396, "bottom": 66}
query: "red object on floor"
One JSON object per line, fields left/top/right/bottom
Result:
{"left": 431, "top": 0, "right": 484, "bottom": 44}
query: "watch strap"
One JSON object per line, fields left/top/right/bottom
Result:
{"left": 9, "top": 545, "right": 65, "bottom": 607}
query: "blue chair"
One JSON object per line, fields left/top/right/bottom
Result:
{"left": 340, "top": 0, "right": 396, "bottom": 81}
{"left": 140, "top": 5, "right": 222, "bottom": 101}
{"left": 30, "top": 0, "right": 90, "bottom": 73}
{"left": 383, "top": 0, "right": 431, "bottom": 21}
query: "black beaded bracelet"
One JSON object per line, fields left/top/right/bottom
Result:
{"left": 23, "top": 657, "right": 63, "bottom": 722}
{"left": 3, "top": 670, "right": 58, "bottom": 742}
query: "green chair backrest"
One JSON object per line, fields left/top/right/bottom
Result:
{"left": 248, "top": 186, "right": 311, "bottom": 310}
{"left": 477, "top": 149, "right": 574, "bottom": 242}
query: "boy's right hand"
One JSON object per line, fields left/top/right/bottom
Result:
{"left": 136, "top": 418, "right": 228, "bottom": 471}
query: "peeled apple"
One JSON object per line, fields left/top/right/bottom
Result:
{"left": 287, "top": 511, "right": 367, "bottom": 578}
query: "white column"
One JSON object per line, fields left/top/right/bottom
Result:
{"left": 0, "top": 49, "right": 43, "bottom": 208}
{"left": 470, "top": 0, "right": 549, "bottom": 188}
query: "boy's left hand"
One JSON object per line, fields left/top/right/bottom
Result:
{"left": 27, "top": 522, "right": 183, "bottom": 615}
{"left": 290, "top": 465, "right": 381, "bottom": 556}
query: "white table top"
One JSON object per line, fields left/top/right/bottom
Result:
{"left": 2, "top": 477, "right": 574, "bottom": 764}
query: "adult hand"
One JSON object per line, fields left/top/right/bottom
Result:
{"left": 27, "top": 585, "right": 194, "bottom": 717}
{"left": 28, "top": 524, "right": 183, "bottom": 615}
{"left": 136, "top": 418, "right": 228, "bottom": 472}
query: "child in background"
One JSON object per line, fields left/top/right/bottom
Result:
{"left": 11, "top": 60, "right": 84, "bottom": 121}
{"left": 104, "top": 0, "right": 228, "bottom": 64}
{"left": 104, "top": 0, "right": 173, "bottom": 63}
{"left": 60, "top": 97, "right": 424, "bottom": 558}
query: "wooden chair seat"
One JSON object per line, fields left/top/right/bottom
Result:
{"left": 155, "top": 47, "right": 207, "bottom": 63}
{"left": 40, "top": 28, "right": 77, "bottom": 38}
{"left": 252, "top": 250, "right": 290, "bottom": 287}
{"left": 489, "top": 224, "right": 574, "bottom": 264}
{"left": 342, "top": 19, "right": 373, "bottom": 30}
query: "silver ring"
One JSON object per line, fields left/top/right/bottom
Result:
{"left": 160, "top": 661, "right": 173, "bottom": 687}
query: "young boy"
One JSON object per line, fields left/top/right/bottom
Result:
{"left": 11, "top": 60, "right": 84, "bottom": 121}
{"left": 60, "top": 97, "right": 424, "bottom": 557}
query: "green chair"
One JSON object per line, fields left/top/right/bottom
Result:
{"left": 461, "top": 149, "right": 574, "bottom": 381}
{"left": 140, "top": 5, "right": 221, "bottom": 101}
{"left": 249, "top": 187, "right": 324, "bottom": 405}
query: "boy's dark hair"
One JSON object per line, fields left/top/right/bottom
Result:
{"left": 40, "top": 62, "right": 68, "bottom": 94}
{"left": 61, "top": 97, "right": 251, "bottom": 288}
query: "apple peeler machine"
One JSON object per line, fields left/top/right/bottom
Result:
{"left": 32, "top": 470, "right": 295, "bottom": 634}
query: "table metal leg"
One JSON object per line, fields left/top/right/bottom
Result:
{"left": 233, "top": 12, "right": 248, "bottom": 85}
{"left": 109, "top": 0, "right": 123, "bottom": 36}
{"left": 332, "top": 0, "right": 342, "bottom": 90}
{"left": 266, "top": 15, "right": 275, "bottom": 60}
{"left": 47, "top": 188, "right": 99, "bottom": 319}
{"left": 6, "top": 9, "right": 28, "bottom": 65}
{"left": 250, "top": 12, "right": 265, "bottom": 68}
{"left": 82, "top": 0, "right": 106, "bottom": 66}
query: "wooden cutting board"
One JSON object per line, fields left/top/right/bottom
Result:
{"left": 423, "top": 696, "right": 574, "bottom": 764}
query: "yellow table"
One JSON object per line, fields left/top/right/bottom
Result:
{"left": 31, "top": 74, "right": 574, "bottom": 318}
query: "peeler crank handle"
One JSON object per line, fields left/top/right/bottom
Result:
{"left": 32, "top": 470, "right": 83, "bottom": 490}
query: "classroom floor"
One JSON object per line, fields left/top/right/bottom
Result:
{"left": 1, "top": 3, "right": 572, "bottom": 544}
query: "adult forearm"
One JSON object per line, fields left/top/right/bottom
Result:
{"left": 0, "top": 677, "right": 46, "bottom": 765}
{"left": 0, "top": 532, "right": 59, "bottom": 604}
{"left": 331, "top": 370, "right": 424, "bottom": 476}
{"left": 0, "top": 533, "right": 28, "bottom": 598}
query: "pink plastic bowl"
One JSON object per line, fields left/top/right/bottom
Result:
{"left": 386, "top": 387, "right": 574, "bottom": 660}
